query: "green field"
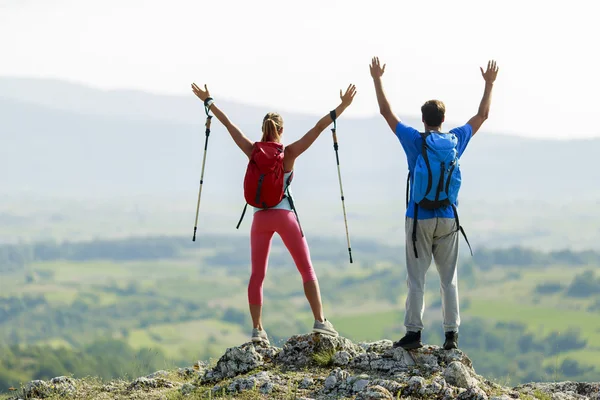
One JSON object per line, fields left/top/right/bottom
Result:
{"left": 2, "top": 232, "right": 600, "bottom": 391}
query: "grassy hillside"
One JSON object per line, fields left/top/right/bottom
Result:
{"left": 2, "top": 234, "right": 600, "bottom": 392}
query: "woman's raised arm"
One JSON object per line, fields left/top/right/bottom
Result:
{"left": 191, "top": 83, "right": 254, "bottom": 158}
{"left": 285, "top": 84, "right": 357, "bottom": 161}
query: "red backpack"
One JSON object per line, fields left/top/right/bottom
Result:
{"left": 235, "top": 141, "right": 303, "bottom": 234}
{"left": 244, "top": 141, "right": 287, "bottom": 207}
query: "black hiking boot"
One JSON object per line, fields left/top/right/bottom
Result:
{"left": 393, "top": 331, "right": 423, "bottom": 350}
{"left": 443, "top": 331, "right": 459, "bottom": 350}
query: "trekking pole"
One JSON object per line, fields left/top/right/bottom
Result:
{"left": 330, "top": 110, "right": 353, "bottom": 263}
{"left": 192, "top": 98, "right": 213, "bottom": 241}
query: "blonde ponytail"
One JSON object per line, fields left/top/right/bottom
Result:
{"left": 261, "top": 112, "right": 283, "bottom": 142}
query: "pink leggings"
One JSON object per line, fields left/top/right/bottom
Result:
{"left": 248, "top": 209, "right": 317, "bottom": 305}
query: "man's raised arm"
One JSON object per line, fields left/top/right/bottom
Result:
{"left": 467, "top": 60, "right": 499, "bottom": 136}
{"left": 370, "top": 57, "right": 400, "bottom": 133}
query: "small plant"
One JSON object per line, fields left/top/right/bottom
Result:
{"left": 311, "top": 348, "right": 336, "bottom": 367}
{"left": 533, "top": 389, "right": 552, "bottom": 400}
{"left": 285, "top": 381, "right": 298, "bottom": 400}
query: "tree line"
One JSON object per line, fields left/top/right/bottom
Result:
{"left": 2, "top": 235, "right": 600, "bottom": 274}
{"left": 0, "top": 338, "right": 171, "bottom": 393}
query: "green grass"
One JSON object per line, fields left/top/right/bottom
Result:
{"left": 312, "top": 348, "right": 336, "bottom": 367}
{"left": 466, "top": 300, "right": 600, "bottom": 344}
{"left": 333, "top": 309, "right": 402, "bottom": 342}
{"left": 153, "top": 279, "right": 242, "bottom": 301}
{"left": 127, "top": 319, "right": 247, "bottom": 360}
{"left": 35, "top": 260, "right": 132, "bottom": 282}
{"left": 44, "top": 288, "right": 80, "bottom": 304}
{"left": 36, "top": 337, "right": 73, "bottom": 349}
{"left": 3, "top": 239, "right": 600, "bottom": 388}
{"left": 541, "top": 348, "right": 600, "bottom": 369}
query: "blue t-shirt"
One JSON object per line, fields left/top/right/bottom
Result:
{"left": 395, "top": 121, "right": 473, "bottom": 220}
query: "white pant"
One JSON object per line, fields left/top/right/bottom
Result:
{"left": 404, "top": 217, "right": 460, "bottom": 332}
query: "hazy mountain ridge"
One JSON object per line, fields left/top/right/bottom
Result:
{"left": 2, "top": 76, "right": 599, "bottom": 205}
{"left": 2, "top": 76, "right": 600, "bottom": 250}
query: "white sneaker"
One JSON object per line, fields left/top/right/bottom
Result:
{"left": 312, "top": 319, "right": 339, "bottom": 337}
{"left": 251, "top": 328, "right": 270, "bottom": 344}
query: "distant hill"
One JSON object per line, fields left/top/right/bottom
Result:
{"left": 2, "top": 77, "right": 600, "bottom": 250}
{"left": 2, "top": 76, "right": 599, "bottom": 204}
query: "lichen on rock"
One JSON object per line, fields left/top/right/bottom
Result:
{"left": 201, "top": 341, "right": 281, "bottom": 383}
{"left": 276, "top": 333, "right": 364, "bottom": 368}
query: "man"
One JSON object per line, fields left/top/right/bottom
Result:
{"left": 369, "top": 57, "right": 499, "bottom": 350}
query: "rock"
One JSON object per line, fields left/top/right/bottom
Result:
{"left": 180, "top": 383, "right": 196, "bottom": 395}
{"left": 359, "top": 340, "right": 394, "bottom": 353}
{"left": 332, "top": 350, "right": 351, "bottom": 366}
{"left": 353, "top": 378, "right": 370, "bottom": 392}
{"left": 24, "top": 380, "right": 51, "bottom": 398}
{"left": 260, "top": 381, "right": 275, "bottom": 394}
{"left": 324, "top": 375, "right": 338, "bottom": 390}
{"left": 355, "top": 384, "right": 394, "bottom": 400}
{"left": 227, "top": 371, "right": 274, "bottom": 394}
{"left": 351, "top": 347, "right": 415, "bottom": 375}
{"left": 322, "top": 368, "right": 350, "bottom": 394}
{"left": 369, "top": 379, "right": 404, "bottom": 396}
{"left": 402, "top": 375, "right": 425, "bottom": 396}
{"left": 146, "top": 370, "right": 169, "bottom": 379}
{"left": 457, "top": 386, "right": 489, "bottom": 400}
{"left": 423, "top": 380, "right": 444, "bottom": 396}
{"left": 298, "top": 377, "right": 314, "bottom": 389}
{"left": 444, "top": 360, "right": 478, "bottom": 389}
{"left": 127, "top": 377, "right": 175, "bottom": 391}
{"left": 442, "top": 386, "right": 457, "bottom": 399}
{"left": 20, "top": 376, "right": 77, "bottom": 399}
{"left": 9, "top": 335, "right": 600, "bottom": 400}
{"left": 50, "top": 376, "right": 77, "bottom": 396}
{"left": 177, "top": 367, "right": 200, "bottom": 379}
{"left": 515, "top": 382, "right": 600, "bottom": 400}
{"left": 100, "top": 381, "right": 127, "bottom": 393}
{"left": 277, "top": 333, "right": 364, "bottom": 368}
{"left": 202, "top": 342, "right": 280, "bottom": 382}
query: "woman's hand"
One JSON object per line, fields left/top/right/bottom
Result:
{"left": 340, "top": 84, "right": 357, "bottom": 108}
{"left": 191, "top": 83, "right": 211, "bottom": 102}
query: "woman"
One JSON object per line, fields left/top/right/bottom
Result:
{"left": 191, "top": 82, "right": 357, "bottom": 344}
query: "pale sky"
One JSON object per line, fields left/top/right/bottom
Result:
{"left": 1, "top": 0, "right": 598, "bottom": 139}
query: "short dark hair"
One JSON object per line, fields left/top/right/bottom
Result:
{"left": 421, "top": 100, "right": 445, "bottom": 127}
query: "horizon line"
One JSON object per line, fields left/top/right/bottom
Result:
{"left": 1, "top": 74, "right": 598, "bottom": 142}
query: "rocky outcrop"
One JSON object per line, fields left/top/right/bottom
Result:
{"left": 276, "top": 333, "right": 365, "bottom": 368}
{"left": 6, "top": 333, "right": 600, "bottom": 400}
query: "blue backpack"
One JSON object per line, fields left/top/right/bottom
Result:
{"left": 406, "top": 131, "right": 473, "bottom": 258}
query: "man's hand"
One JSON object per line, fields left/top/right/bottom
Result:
{"left": 370, "top": 57, "right": 386, "bottom": 80}
{"left": 468, "top": 60, "right": 499, "bottom": 136}
{"left": 191, "top": 83, "right": 211, "bottom": 102}
{"left": 340, "top": 84, "right": 357, "bottom": 108}
{"left": 480, "top": 60, "right": 499, "bottom": 84}
{"left": 370, "top": 56, "right": 399, "bottom": 133}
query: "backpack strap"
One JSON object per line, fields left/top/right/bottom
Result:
{"left": 236, "top": 172, "right": 303, "bottom": 235}
{"left": 282, "top": 172, "right": 304, "bottom": 237}
{"left": 412, "top": 204, "right": 419, "bottom": 258}
{"left": 406, "top": 172, "right": 419, "bottom": 258}
{"left": 451, "top": 204, "right": 473, "bottom": 257}
{"left": 419, "top": 131, "right": 434, "bottom": 197}
{"left": 236, "top": 203, "right": 249, "bottom": 230}
{"left": 409, "top": 131, "right": 433, "bottom": 259}
{"left": 406, "top": 172, "right": 410, "bottom": 209}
